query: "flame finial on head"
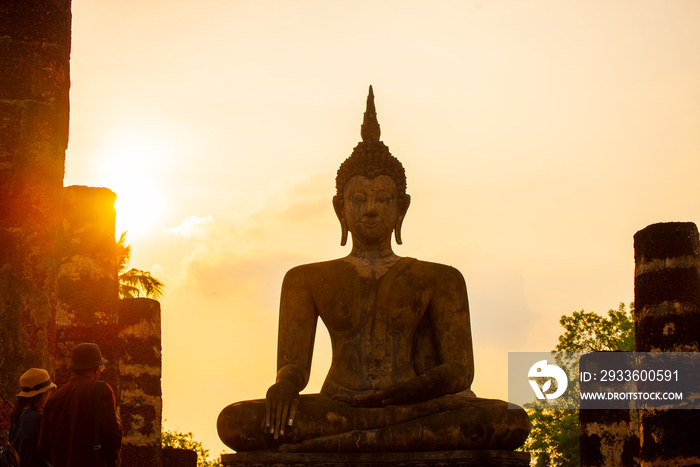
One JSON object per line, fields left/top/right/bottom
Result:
{"left": 360, "top": 85, "right": 381, "bottom": 142}
{"left": 336, "top": 85, "right": 406, "bottom": 197}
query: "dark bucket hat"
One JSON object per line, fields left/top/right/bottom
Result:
{"left": 68, "top": 343, "right": 108, "bottom": 370}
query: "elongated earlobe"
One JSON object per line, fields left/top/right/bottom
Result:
{"left": 394, "top": 216, "right": 405, "bottom": 245}
{"left": 394, "top": 194, "right": 411, "bottom": 245}
{"left": 333, "top": 196, "right": 349, "bottom": 246}
{"left": 340, "top": 224, "right": 348, "bottom": 246}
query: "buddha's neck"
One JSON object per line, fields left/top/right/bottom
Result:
{"left": 349, "top": 239, "right": 398, "bottom": 264}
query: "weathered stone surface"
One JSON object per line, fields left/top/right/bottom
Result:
{"left": 221, "top": 450, "right": 530, "bottom": 467}
{"left": 633, "top": 222, "right": 700, "bottom": 467}
{"left": 637, "top": 409, "right": 700, "bottom": 464}
{"left": 0, "top": 41, "right": 70, "bottom": 104}
{"left": 218, "top": 87, "right": 529, "bottom": 454}
{"left": 0, "top": 2, "right": 72, "bottom": 45}
{"left": 579, "top": 352, "right": 640, "bottom": 467}
{"left": 162, "top": 447, "right": 198, "bottom": 467}
{"left": 118, "top": 298, "right": 163, "bottom": 467}
{"left": 0, "top": 402, "right": 13, "bottom": 444}
{"left": 579, "top": 409, "right": 639, "bottom": 467}
{"left": 634, "top": 222, "right": 700, "bottom": 262}
{"left": 0, "top": 0, "right": 70, "bottom": 438}
{"left": 56, "top": 186, "right": 119, "bottom": 389}
{"left": 119, "top": 444, "right": 161, "bottom": 467}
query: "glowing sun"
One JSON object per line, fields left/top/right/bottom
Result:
{"left": 96, "top": 129, "right": 171, "bottom": 237}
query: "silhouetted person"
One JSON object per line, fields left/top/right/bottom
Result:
{"left": 9, "top": 368, "right": 56, "bottom": 467}
{"left": 39, "top": 343, "right": 122, "bottom": 467}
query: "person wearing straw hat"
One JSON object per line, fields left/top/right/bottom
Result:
{"left": 7, "top": 368, "right": 56, "bottom": 467}
{"left": 39, "top": 343, "right": 122, "bottom": 467}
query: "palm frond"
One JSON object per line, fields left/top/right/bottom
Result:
{"left": 119, "top": 268, "right": 166, "bottom": 300}
{"left": 116, "top": 231, "right": 165, "bottom": 301}
{"left": 116, "top": 231, "right": 132, "bottom": 274}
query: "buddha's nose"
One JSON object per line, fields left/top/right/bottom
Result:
{"left": 364, "top": 199, "right": 378, "bottom": 215}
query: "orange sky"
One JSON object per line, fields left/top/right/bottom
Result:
{"left": 65, "top": 0, "right": 700, "bottom": 456}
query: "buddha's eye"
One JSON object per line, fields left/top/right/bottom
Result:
{"left": 375, "top": 191, "right": 393, "bottom": 203}
{"left": 351, "top": 192, "right": 367, "bottom": 203}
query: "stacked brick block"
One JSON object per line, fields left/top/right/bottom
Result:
{"left": 0, "top": 0, "right": 71, "bottom": 432}
{"left": 579, "top": 352, "right": 640, "bottom": 467}
{"left": 119, "top": 298, "right": 163, "bottom": 466}
{"left": 633, "top": 222, "right": 700, "bottom": 467}
{"left": 56, "top": 186, "right": 120, "bottom": 392}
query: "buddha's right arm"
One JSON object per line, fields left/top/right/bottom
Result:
{"left": 265, "top": 266, "right": 318, "bottom": 438}
{"left": 275, "top": 364, "right": 308, "bottom": 390}
{"left": 430, "top": 265, "right": 475, "bottom": 390}
{"left": 276, "top": 266, "right": 318, "bottom": 388}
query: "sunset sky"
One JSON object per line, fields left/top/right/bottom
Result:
{"left": 65, "top": 0, "right": 700, "bottom": 455}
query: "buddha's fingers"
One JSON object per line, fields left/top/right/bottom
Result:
{"left": 352, "top": 393, "right": 385, "bottom": 407}
{"left": 274, "top": 400, "right": 285, "bottom": 439}
{"left": 331, "top": 393, "right": 354, "bottom": 404}
{"left": 264, "top": 397, "right": 273, "bottom": 433}
{"left": 279, "top": 399, "right": 291, "bottom": 436}
{"left": 288, "top": 398, "right": 299, "bottom": 428}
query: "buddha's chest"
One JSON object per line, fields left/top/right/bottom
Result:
{"left": 313, "top": 272, "right": 432, "bottom": 335}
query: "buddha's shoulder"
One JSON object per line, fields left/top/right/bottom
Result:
{"left": 282, "top": 258, "right": 353, "bottom": 282}
{"left": 408, "top": 258, "right": 466, "bottom": 282}
{"left": 283, "top": 257, "right": 465, "bottom": 283}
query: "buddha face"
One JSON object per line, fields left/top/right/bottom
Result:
{"left": 338, "top": 175, "right": 408, "bottom": 245}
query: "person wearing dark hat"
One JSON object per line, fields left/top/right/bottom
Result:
{"left": 8, "top": 368, "right": 56, "bottom": 467}
{"left": 39, "top": 343, "right": 122, "bottom": 467}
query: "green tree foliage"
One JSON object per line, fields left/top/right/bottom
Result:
{"left": 162, "top": 427, "right": 223, "bottom": 467}
{"left": 525, "top": 407, "right": 580, "bottom": 467}
{"left": 524, "top": 303, "right": 635, "bottom": 467}
{"left": 555, "top": 303, "right": 635, "bottom": 353}
{"left": 117, "top": 231, "right": 165, "bottom": 300}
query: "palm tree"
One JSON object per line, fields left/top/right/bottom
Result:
{"left": 117, "top": 231, "right": 165, "bottom": 300}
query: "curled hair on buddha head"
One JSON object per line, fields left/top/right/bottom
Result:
{"left": 333, "top": 86, "right": 410, "bottom": 247}
{"left": 335, "top": 86, "right": 407, "bottom": 197}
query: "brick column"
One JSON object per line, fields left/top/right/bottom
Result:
{"left": 634, "top": 222, "right": 700, "bottom": 466}
{"left": 162, "top": 447, "right": 197, "bottom": 467}
{"left": 119, "top": 298, "right": 163, "bottom": 467}
{"left": 56, "top": 186, "right": 119, "bottom": 393}
{"left": 579, "top": 352, "right": 640, "bottom": 467}
{"left": 0, "top": 0, "right": 71, "bottom": 435}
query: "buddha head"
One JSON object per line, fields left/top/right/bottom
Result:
{"left": 333, "top": 87, "right": 411, "bottom": 246}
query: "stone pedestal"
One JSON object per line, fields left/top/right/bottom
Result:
{"left": 162, "top": 447, "right": 197, "bottom": 467}
{"left": 222, "top": 450, "right": 530, "bottom": 467}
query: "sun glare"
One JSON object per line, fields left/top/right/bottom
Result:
{"left": 96, "top": 130, "right": 171, "bottom": 237}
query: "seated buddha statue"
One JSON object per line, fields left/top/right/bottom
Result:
{"left": 217, "top": 87, "right": 530, "bottom": 453}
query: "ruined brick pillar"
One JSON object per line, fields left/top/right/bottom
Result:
{"left": 57, "top": 186, "right": 119, "bottom": 393}
{"left": 0, "top": 1, "right": 71, "bottom": 434}
{"left": 579, "top": 352, "right": 640, "bottom": 467}
{"left": 634, "top": 222, "right": 700, "bottom": 466}
{"left": 162, "top": 447, "right": 197, "bottom": 467}
{"left": 118, "top": 298, "right": 163, "bottom": 467}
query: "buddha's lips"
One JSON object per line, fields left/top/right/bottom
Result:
{"left": 360, "top": 221, "right": 382, "bottom": 228}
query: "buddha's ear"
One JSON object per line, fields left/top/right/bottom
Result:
{"left": 333, "top": 195, "right": 348, "bottom": 246}
{"left": 394, "top": 194, "right": 411, "bottom": 245}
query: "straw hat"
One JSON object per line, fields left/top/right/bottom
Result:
{"left": 68, "top": 342, "right": 108, "bottom": 370}
{"left": 17, "top": 368, "right": 56, "bottom": 398}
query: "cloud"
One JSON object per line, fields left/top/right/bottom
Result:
{"left": 162, "top": 215, "right": 213, "bottom": 239}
